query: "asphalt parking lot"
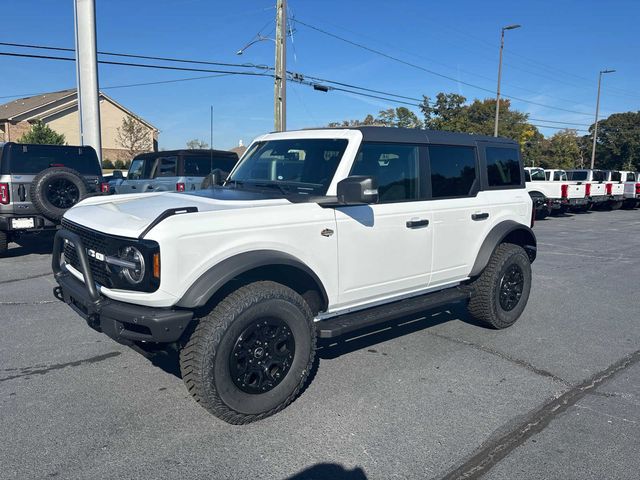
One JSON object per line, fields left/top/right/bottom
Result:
{"left": 1, "top": 209, "right": 639, "bottom": 480}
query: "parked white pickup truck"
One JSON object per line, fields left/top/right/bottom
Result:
{"left": 619, "top": 171, "right": 640, "bottom": 209}
{"left": 543, "top": 168, "right": 589, "bottom": 212}
{"left": 565, "top": 169, "right": 608, "bottom": 210}
{"left": 603, "top": 171, "right": 625, "bottom": 209}
{"left": 524, "top": 167, "right": 587, "bottom": 217}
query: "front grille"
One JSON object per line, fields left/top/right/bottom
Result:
{"left": 61, "top": 219, "right": 113, "bottom": 288}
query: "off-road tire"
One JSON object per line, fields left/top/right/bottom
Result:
{"left": 30, "top": 167, "right": 89, "bottom": 222}
{"left": 0, "top": 231, "right": 8, "bottom": 256}
{"left": 179, "top": 281, "right": 316, "bottom": 424}
{"left": 467, "top": 243, "right": 532, "bottom": 329}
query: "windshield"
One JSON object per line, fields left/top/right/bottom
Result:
{"left": 228, "top": 139, "right": 349, "bottom": 195}
{"left": 610, "top": 171, "right": 621, "bottom": 182}
{"left": 528, "top": 168, "right": 546, "bottom": 181}
{"left": 592, "top": 170, "right": 606, "bottom": 182}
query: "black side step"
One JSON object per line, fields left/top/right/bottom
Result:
{"left": 316, "top": 287, "right": 470, "bottom": 339}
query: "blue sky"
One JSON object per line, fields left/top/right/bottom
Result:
{"left": 1, "top": 0, "right": 639, "bottom": 150}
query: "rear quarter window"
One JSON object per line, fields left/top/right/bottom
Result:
{"left": 485, "top": 147, "right": 521, "bottom": 187}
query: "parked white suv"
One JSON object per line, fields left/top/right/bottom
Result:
{"left": 52, "top": 127, "right": 536, "bottom": 424}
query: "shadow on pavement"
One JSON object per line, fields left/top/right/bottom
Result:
{"left": 285, "top": 463, "right": 368, "bottom": 480}
{"left": 5, "top": 233, "right": 55, "bottom": 257}
{"left": 136, "top": 302, "right": 486, "bottom": 384}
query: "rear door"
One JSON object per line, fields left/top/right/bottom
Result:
{"left": 335, "top": 142, "right": 433, "bottom": 308}
{"left": 427, "top": 143, "right": 494, "bottom": 286}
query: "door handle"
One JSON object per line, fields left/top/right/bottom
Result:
{"left": 472, "top": 213, "right": 489, "bottom": 221}
{"left": 406, "top": 219, "right": 429, "bottom": 228}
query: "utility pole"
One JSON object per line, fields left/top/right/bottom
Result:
{"left": 494, "top": 24, "right": 521, "bottom": 137}
{"left": 210, "top": 105, "right": 214, "bottom": 148}
{"left": 73, "top": 0, "right": 102, "bottom": 162}
{"left": 591, "top": 69, "right": 615, "bottom": 169}
{"left": 274, "top": 0, "right": 286, "bottom": 132}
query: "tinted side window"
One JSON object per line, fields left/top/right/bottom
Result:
{"left": 154, "top": 156, "right": 178, "bottom": 177}
{"left": 350, "top": 143, "right": 420, "bottom": 203}
{"left": 183, "top": 156, "right": 212, "bottom": 176}
{"left": 485, "top": 147, "right": 521, "bottom": 187}
{"left": 428, "top": 145, "right": 477, "bottom": 198}
{"left": 545, "top": 171, "right": 550, "bottom": 180}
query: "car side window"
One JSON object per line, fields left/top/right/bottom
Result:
{"left": 183, "top": 156, "right": 211, "bottom": 176}
{"left": 485, "top": 147, "right": 521, "bottom": 187}
{"left": 350, "top": 143, "right": 420, "bottom": 203}
{"left": 428, "top": 145, "right": 477, "bottom": 198}
{"left": 154, "top": 156, "right": 178, "bottom": 177}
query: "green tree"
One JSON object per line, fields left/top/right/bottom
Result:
{"left": 114, "top": 159, "right": 126, "bottom": 170}
{"left": 538, "top": 129, "right": 581, "bottom": 169}
{"left": 590, "top": 112, "right": 640, "bottom": 171}
{"left": 17, "top": 120, "right": 66, "bottom": 145}
{"left": 102, "top": 159, "right": 115, "bottom": 169}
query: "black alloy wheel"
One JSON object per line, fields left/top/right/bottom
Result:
{"left": 46, "top": 178, "right": 80, "bottom": 209}
{"left": 499, "top": 264, "right": 524, "bottom": 311}
{"left": 229, "top": 318, "right": 295, "bottom": 394}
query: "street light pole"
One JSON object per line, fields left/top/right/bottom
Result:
{"left": 494, "top": 24, "right": 521, "bottom": 137}
{"left": 274, "top": 0, "right": 287, "bottom": 132}
{"left": 74, "top": 0, "right": 102, "bottom": 162}
{"left": 590, "top": 69, "right": 615, "bottom": 169}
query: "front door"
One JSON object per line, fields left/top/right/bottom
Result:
{"left": 334, "top": 143, "right": 432, "bottom": 309}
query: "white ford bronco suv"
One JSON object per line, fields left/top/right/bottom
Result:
{"left": 52, "top": 127, "right": 536, "bottom": 424}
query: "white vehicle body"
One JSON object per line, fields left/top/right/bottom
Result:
{"left": 524, "top": 167, "right": 586, "bottom": 214}
{"left": 619, "top": 171, "right": 640, "bottom": 202}
{"left": 60, "top": 128, "right": 533, "bottom": 313}
{"left": 565, "top": 169, "right": 608, "bottom": 205}
{"left": 52, "top": 126, "right": 538, "bottom": 423}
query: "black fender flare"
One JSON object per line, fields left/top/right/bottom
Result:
{"left": 469, "top": 221, "right": 537, "bottom": 278}
{"left": 176, "top": 250, "right": 329, "bottom": 309}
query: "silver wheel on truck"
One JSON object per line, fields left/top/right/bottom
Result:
{"left": 179, "top": 281, "right": 316, "bottom": 424}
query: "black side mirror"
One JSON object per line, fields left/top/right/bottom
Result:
{"left": 336, "top": 176, "right": 378, "bottom": 205}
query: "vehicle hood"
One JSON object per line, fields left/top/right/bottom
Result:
{"left": 63, "top": 189, "right": 290, "bottom": 238}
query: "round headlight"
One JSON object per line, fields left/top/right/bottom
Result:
{"left": 120, "top": 246, "right": 145, "bottom": 284}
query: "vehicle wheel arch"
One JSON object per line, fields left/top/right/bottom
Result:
{"left": 469, "top": 220, "right": 537, "bottom": 278}
{"left": 177, "top": 250, "right": 329, "bottom": 315}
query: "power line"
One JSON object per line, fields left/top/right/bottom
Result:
{"left": 1, "top": 43, "right": 628, "bottom": 132}
{"left": 0, "top": 41, "right": 273, "bottom": 71}
{"left": 0, "top": 51, "right": 274, "bottom": 78}
{"left": 293, "top": 18, "right": 604, "bottom": 118}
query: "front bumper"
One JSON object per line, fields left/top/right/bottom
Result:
{"left": 52, "top": 230, "right": 192, "bottom": 345}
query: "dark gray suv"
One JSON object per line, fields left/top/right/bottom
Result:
{"left": 0, "top": 142, "right": 104, "bottom": 255}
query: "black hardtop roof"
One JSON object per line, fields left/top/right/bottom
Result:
{"left": 298, "top": 126, "right": 519, "bottom": 146}
{"left": 133, "top": 149, "right": 238, "bottom": 160}
{"left": 2, "top": 141, "right": 98, "bottom": 155}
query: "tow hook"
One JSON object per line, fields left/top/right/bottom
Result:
{"left": 53, "top": 286, "right": 64, "bottom": 302}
